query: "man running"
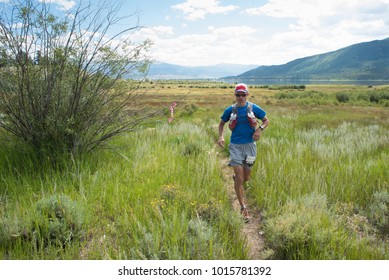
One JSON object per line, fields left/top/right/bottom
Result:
{"left": 217, "top": 83, "right": 269, "bottom": 222}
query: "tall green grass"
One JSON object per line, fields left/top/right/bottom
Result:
{"left": 1, "top": 84, "right": 389, "bottom": 260}
{"left": 0, "top": 120, "right": 247, "bottom": 259}
{"left": 250, "top": 106, "right": 389, "bottom": 259}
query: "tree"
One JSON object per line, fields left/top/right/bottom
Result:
{"left": 0, "top": 0, "right": 151, "bottom": 157}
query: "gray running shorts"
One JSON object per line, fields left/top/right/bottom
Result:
{"left": 228, "top": 142, "right": 257, "bottom": 167}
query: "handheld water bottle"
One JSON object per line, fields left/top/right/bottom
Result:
{"left": 247, "top": 110, "right": 257, "bottom": 128}
{"left": 228, "top": 112, "right": 237, "bottom": 130}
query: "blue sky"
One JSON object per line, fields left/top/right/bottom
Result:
{"left": 2, "top": 0, "right": 389, "bottom": 66}
{"left": 127, "top": 0, "right": 389, "bottom": 66}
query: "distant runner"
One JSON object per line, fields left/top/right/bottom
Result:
{"left": 218, "top": 83, "right": 270, "bottom": 222}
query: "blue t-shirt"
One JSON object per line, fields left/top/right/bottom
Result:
{"left": 221, "top": 102, "right": 266, "bottom": 144}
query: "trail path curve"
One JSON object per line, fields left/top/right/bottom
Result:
{"left": 219, "top": 157, "right": 265, "bottom": 259}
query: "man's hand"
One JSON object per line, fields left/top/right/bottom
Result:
{"left": 217, "top": 136, "right": 225, "bottom": 147}
{"left": 253, "top": 129, "right": 261, "bottom": 141}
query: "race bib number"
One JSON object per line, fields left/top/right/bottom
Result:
{"left": 246, "top": 156, "right": 256, "bottom": 165}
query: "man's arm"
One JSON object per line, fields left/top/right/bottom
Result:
{"left": 260, "top": 116, "right": 270, "bottom": 129}
{"left": 218, "top": 120, "right": 226, "bottom": 147}
{"left": 253, "top": 116, "right": 269, "bottom": 141}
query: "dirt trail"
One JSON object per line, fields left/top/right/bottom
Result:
{"left": 219, "top": 157, "right": 265, "bottom": 259}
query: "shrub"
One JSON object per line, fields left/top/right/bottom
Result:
{"left": 369, "top": 93, "right": 380, "bottom": 103}
{"left": 264, "top": 193, "right": 386, "bottom": 259}
{"left": 336, "top": 93, "right": 349, "bottom": 103}
{"left": 0, "top": 196, "right": 24, "bottom": 246}
{"left": 179, "top": 104, "right": 199, "bottom": 117}
{"left": 379, "top": 99, "right": 389, "bottom": 107}
{"left": 264, "top": 193, "right": 331, "bottom": 259}
{"left": 274, "top": 92, "right": 298, "bottom": 99}
{"left": 369, "top": 91, "right": 389, "bottom": 104}
{"left": 31, "top": 194, "right": 85, "bottom": 248}
{"left": 181, "top": 141, "right": 203, "bottom": 156}
{"left": 0, "top": 0, "right": 151, "bottom": 157}
{"left": 368, "top": 190, "right": 389, "bottom": 235}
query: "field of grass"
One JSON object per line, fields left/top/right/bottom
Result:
{"left": 1, "top": 81, "right": 388, "bottom": 259}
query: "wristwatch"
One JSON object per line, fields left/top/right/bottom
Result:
{"left": 259, "top": 125, "right": 264, "bottom": 131}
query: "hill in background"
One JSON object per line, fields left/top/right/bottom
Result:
{"left": 227, "top": 37, "right": 389, "bottom": 83}
{"left": 144, "top": 38, "right": 389, "bottom": 84}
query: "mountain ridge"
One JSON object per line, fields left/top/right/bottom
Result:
{"left": 228, "top": 37, "right": 389, "bottom": 82}
{"left": 145, "top": 38, "right": 389, "bottom": 82}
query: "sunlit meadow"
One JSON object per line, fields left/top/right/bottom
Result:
{"left": 1, "top": 81, "right": 388, "bottom": 259}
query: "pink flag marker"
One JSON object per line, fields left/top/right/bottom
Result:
{"left": 168, "top": 102, "right": 177, "bottom": 123}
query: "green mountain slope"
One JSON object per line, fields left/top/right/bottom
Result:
{"left": 236, "top": 37, "right": 389, "bottom": 81}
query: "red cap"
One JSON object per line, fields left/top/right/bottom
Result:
{"left": 235, "top": 83, "right": 248, "bottom": 93}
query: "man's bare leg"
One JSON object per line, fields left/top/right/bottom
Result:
{"left": 233, "top": 165, "right": 250, "bottom": 221}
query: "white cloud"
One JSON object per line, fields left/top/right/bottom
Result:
{"left": 208, "top": 26, "right": 256, "bottom": 37}
{"left": 336, "top": 19, "right": 386, "bottom": 36}
{"left": 132, "top": 26, "right": 175, "bottom": 44}
{"left": 150, "top": 26, "right": 174, "bottom": 36}
{"left": 244, "top": 0, "right": 389, "bottom": 28}
{"left": 244, "top": 0, "right": 344, "bottom": 18}
{"left": 172, "top": 0, "right": 239, "bottom": 21}
{"left": 238, "top": 0, "right": 389, "bottom": 65}
{"left": 136, "top": 25, "right": 263, "bottom": 66}
{"left": 133, "top": 0, "right": 389, "bottom": 66}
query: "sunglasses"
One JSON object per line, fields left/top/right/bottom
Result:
{"left": 235, "top": 93, "right": 247, "bottom": 97}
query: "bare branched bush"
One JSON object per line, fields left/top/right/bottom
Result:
{"left": 0, "top": 0, "right": 151, "bottom": 157}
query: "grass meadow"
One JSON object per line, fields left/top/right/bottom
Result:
{"left": 1, "top": 81, "right": 388, "bottom": 259}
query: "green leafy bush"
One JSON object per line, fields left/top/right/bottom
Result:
{"left": 369, "top": 91, "right": 389, "bottom": 103}
{"left": 336, "top": 93, "right": 350, "bottom": 103}
{"left": 368, "top": 190, "right": 389, "bottom": 234}
{"left": 32, "top": 194, "right": 85, "bottom": 248}
{"left": 0, "top": 1, "right": 150, "bottom": 157}
{"left": 264, "top": 193, "right": 385, "bottom": 259}
{"left": 179, "top": 104, "right": 199, "bottom": 117}
{"left": 264, "top": 193, "right": 331, "bottom": 259}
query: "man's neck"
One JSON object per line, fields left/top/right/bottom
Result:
{"left": 236, "top": 100, "right": 247, "bottom": 107}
